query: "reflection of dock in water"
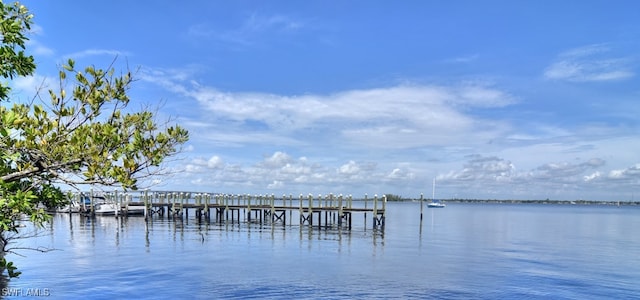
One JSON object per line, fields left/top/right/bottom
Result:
{"left": 67, "top": 191, "right": 387, "bottom": 231}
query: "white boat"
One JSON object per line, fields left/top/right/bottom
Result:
{"left": 427, "top": 200, "right": 446, "bottom": 208}
{"left": 56, "top": 201, "right": 82, "bottom": 213}
{"left": 124, "top": 204, "right": 146, "bottom": 215}
{"left": 93, "top": 195, "right": 145, "bottom": 216}
{"left": 427, "top": 178, "right": 446, "bottom": 208}
{"left": 94, "top": 202, "right": 119, "bottom": 215}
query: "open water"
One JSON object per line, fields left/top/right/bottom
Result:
{"left": 4, "top": 202, "right": 640, "bottom": 299}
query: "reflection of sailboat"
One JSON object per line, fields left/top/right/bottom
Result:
{"left": 428, "top": 178, "right": 446, "bottom": 208}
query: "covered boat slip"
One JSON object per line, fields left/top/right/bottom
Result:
{"left": 65, "top": 191, "right": 387, "bottom": 230}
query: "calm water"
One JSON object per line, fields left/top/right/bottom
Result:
{"left": 5, "top": 202, "right": 640, "bottom": 299}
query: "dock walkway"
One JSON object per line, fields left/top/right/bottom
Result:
{"left": 70, "top": 191, "right": 387, "bottom": 230}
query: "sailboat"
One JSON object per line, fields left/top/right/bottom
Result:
{"left": 427, "top": 178, "right": 446, "bottom": 208}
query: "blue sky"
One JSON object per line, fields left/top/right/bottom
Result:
{"left": 14, "top": 1, "right": 640, "bottom": 200}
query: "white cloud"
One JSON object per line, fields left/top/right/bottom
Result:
{"left": 10, "top": 74, "right": 53, "bottom": 95}
{"left": 243, "top": 13, "right": 303, "bottom": 33}
{"left": 183, "top": 145, "right": 195, "bottom": 152}
{"left": 63, "top": 49, "right": 130, "bottom": 60}
{"left": 25, "top": 25, "right": 54, "bottom": 56}
{"left": 387, "top": 168, "right": 414, "bottom": 180}
{"left": 532, "top": 158, "right": 605, "bottom": 179}
{"left": 544, "top": 44, "right": 634, "bottom": 82}
{"left": 188, "top": 13, "right": 304, "bottom": 46}
{"left": 608, "top": 164, "right": 640, "bottom": 179}
{"left": 207, "top": 156, "right": 224, "bottom": 169}
{"left": 139, "top": 66, "right": 638, "bottom": 200}
{"left": 267, "top": 180, "right": 284, "bottom": 189}
{"left": 141, "top": 72, "right": 515, "bottom": 150}
{"left": 584, "top": 171, "right": 600, "bottom": 181}
{"left": 26, "top": 40, "right": 55, "bottom": 57}
{"left": 262, "top": 151, "right": 292, "bottom": 168}
{"left": 443, "top": 54, "right": 479, "bottom": 64}
{"left": 185, "top": 164, "right": 203, "bottom": 173}
{"left": 455, "top": 84, "right": 515, "bottom": 108}
{"left": 440, "top": 156, "right": 515, "bottom": 182}
{"left": 433, "top": 155, "right": 622, "bottom": 198}
{"left": 338, "top": 160, "right": 360, "bottom": 176}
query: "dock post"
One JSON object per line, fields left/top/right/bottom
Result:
{"left": 317, "top": 194, "right": 322, "bottom": 229}
{"left": 67, "top": 192, "right": 73, "bottom": 214}
{"left": 338, "top": 194, "right": 343, "bottom": 227}
{"left": 325, "top": 194, "right": 330, "bottom": 227}
{"left": 158, "top": 193, "right": 164, "bottom": 217}
{"left": 143, "top": 190, "right": 148, "bottom": 219}
{"left": 179, "top": 192, "right": 183, "bottom": 218}
{"left": 309, "top": 194, "right": 314, "bottom": 227}
{"left": 159, "top": 193, "right": 164, "bottom": 217}
{"left": 216, "top": 194, "right": 223, "bottom": 222}
{"left": 224, "top": 194, "right": 229, "bottom": 220}
{"left": 114, "top": 189, "right": 119, "bottom": 218}
{"left": 124, "top": 193, "right": 130, "bottom": 216}
{"left": 348, "top": 194, "right": 353, "bottom": 229}
{"left": 257, "top": 194, "right": 263, "bottom": 222}
{"left": 382, "top": 194, "right": 387, "bottom": 212}
{"left": 224, "top": 194, "right": 229, "bottom": 221}
{"left": 373, "top": 194, "right": 378, "bottom": 229}
{"left": 229, "top": 194, "right": 234, "bottom": 223}
{"left": 258, "top": 194, "right": 263, "bottom": 223}
{"left": 331, "top": 194, "right": 336, "bottom": 224}
{"left": 170, "top": 192, "right": 175, "bottom": 217}
{"left": 197, "top": 193, "right": 203, "bottom": 219}
{"left": 174, "top": 192, "right": 181, "bottom": 218}
{"left": 364, "top": 194, "right": 368, "bottom": 226}
{"left": 148, "top": 191, "right": 152, "bottom": 217}
{"left": 420, "top": 193, "right": 424, "bottom": 222}
{"left": 271, "top": 194, "right": 275, "bottom": 223}
{"left": 382, "top": 195, "right": 387, "bottom": 229}
{"left": 194, "top": 193, "right": 199, "bottom": 218}
{"left": 90, "top": 188, "right": 95, "bottom": 216}
{"left": 204, "top": 193, "right": 210, "bottom": 219}
{"left": 181, "top": 193, "right": 186, "bottom": 218}
{"left": 247, "top": 194, "right": 252, "bottom": 221}
{"left": 289, "top": 194, "right": 293, "bottom": 224}
{"left": 247, "top": 194, "right": 252, "bottom": 222}
{"left": 241, "top": 194, "right": 246, "bottom": 221}
{"left": 281, "top": 194, "right": 286, "bottom": 224}
{"left": 186, "top": 193, "right": 191, "bottom": 218}
{"left": 156, "top": 193, "right": 161, "bottom": 217}
{"left": 168, "top": 192, "right": 173, "bottom": 216}
{"left": 298, "top": 194, "right": 303, "bottom": 225}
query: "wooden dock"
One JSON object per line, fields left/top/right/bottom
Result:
{"left": 72, "top": 191, "right": 386, "bottom": 230}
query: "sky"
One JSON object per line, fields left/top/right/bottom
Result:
{"left": 12, "top": 0, "right": 640, "bottom": 201}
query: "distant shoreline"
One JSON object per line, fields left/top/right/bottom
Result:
{"left": 394, "top": 199, "right": 640, "bottom": 206}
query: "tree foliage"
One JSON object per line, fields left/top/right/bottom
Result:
{"left": 0, "top": 1, "right": 189, "bottom": 277}
{"left": 0, "top": 1, "right": 34, "bottom": 101}
{"left": 383, "top": 194, "right": 402, "bottom": 201}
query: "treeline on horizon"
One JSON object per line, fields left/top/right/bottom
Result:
{"left": 383, "top": 194, "right": 640, "bottom": 206}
